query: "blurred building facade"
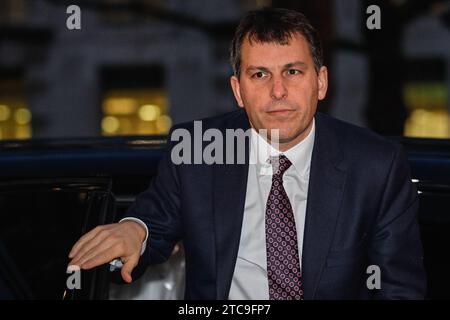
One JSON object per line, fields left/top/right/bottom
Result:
{"left": 0, "top": 0, "right": 449, "bottom": 140}
{"left": 0, "top": 0, "right": 249, "bottom": 139}
{"left": 330, "top": 0, "right": 450, "bottom": 137}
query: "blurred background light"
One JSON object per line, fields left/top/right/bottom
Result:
{"left": 0, "top": 105, "right": 11, "bottom": 121}
{"left": 103, "top": 98, "right": 138, "bottom": 115}
{"left": 14, "top": 108, "right": 31, "bottom": 125}
{"left": 101, "top": 89, "right": 170, "bottom": 136}
{"left": 139, "top": 104, "right": 161, "bottom": 122}
{"left": 102, "top": 116, "right": 120, "bottom": 134}
{"left": 156, "top": 114, "right": 172, "bottom": 133}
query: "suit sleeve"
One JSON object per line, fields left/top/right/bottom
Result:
{"left": 369, "top": 144, "right": 427, "bottom": 299}
{"left": 124, "top": 128, "right": 182, "bottom": 266}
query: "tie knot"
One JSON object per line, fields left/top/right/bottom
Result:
{"left": 269, "top": 155, "right": 292, "bottom": 178}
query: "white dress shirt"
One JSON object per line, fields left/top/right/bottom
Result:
{"left": 228, "top": 119, "right": 315, "bottom": 300}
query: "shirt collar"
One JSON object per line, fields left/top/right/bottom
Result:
{"left": 250, "top": 118, "right": 315, "bottom": 177}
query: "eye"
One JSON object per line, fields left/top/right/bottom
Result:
{"left": 252, "top": 71, "right": 267, "bottom": 79}
{"left": 287, "top": 69, "right": 302, "bottom": 75}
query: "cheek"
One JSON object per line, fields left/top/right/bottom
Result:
{"left": 295, "top": 83, "right": 319, "bottom": 106}
{"left": 242, "top": 92, "right": 266, "bottom": 113}
{"left": 241, "top": 81, "right": 269, "bottom": 103}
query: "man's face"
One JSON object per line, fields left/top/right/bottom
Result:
{"left": 230, "top": 32, "right": 328, "bottom": 151}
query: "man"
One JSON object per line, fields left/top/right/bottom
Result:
{"left": 68, "top": 7, "right": 426, "bottom": 299}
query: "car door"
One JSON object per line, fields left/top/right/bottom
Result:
{"left": 0, "top": 177, "right": 116, "bottom": 300}
{"left": 415, "top": 181, "right": 450, "bottom": 299}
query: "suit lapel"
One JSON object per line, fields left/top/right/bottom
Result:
{"left": 213, "top": 110, "right": 250, "bottom": 299}
{"left": 302, "top": 113, "right": 348, "bottom": 299}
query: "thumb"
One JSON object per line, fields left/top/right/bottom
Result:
{"left": 120, "top": 256, "right": 138, "bottom": 284}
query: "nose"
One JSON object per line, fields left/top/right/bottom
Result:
{"left": 270, "top": 77, "right": 287, "bottom": 100}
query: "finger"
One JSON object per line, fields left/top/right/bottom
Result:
{"left": 69, "top": 225, "right": 113, "bottom": 258}
{"left": 69, "top": 229, "right": 102, "bottom": 258}
{"left": 69, "top": 229, "right": 112, "bottom": 263}
{"left": 71, "top": 236, "right": 120, "bottom": 267}
{"left": 121, "top": 256, "right": 139, "bottom": 283}
{"left": 77, "top": 245, "right": 120, "bottom": 270}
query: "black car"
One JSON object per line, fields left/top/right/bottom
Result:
{"left": 0, "top": 135, "right": 449, "bottom": 299}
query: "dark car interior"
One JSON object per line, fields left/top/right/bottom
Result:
{"left": 398, "top": 137, "right": 450, "bottom": 299}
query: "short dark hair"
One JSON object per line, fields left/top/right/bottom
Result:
{"left": 230, "top": 7, "right": 323, "bottom": 78}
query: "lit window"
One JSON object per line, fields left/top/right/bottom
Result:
{"left": 0, "top": 75, "right": 32, "bottom": 140}
{"left": 101, "top": 89, "right": 171, "bottom": 136}
{"left": 403, "top": 82, "right": 449, "bottom": 138}
{"left": 100, "top": 65, "right": 170, "bottom": 136}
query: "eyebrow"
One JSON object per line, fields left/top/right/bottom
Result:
{"left": 245, "top": 61, "right": 308, "bottom": 73}
{"left": 245, "top": 66, "right": 270, "bottom": 74}
{"left": 284, "top": 61, "right": 308, "bottom": 69}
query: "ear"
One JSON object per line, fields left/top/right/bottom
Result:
{"left": 230, "top": 75, "right": 244, "bottom": 108}
{"left": 317, "top": 66, "right": 328, "bottom": 101}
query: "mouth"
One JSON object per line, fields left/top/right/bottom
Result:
{"left": 266, "top": 109, "right": 295, "bottom": 117}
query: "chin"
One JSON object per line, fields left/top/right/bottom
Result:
{"left": 268, "top": 130, "right": 296, "bottom": 143}
{"left": 281, "top": 125, "right": 311, "bottom": 141}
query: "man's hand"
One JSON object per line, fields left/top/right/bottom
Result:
{"left": 68, "top": 221, "right": 146, "bottom": 283}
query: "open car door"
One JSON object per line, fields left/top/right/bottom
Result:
{"left": 0, "top": 178, "right": 116, "bottom": 300}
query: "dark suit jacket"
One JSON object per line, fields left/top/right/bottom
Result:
{"left": 125, "top": 109, "right": 426, "bottom": 299}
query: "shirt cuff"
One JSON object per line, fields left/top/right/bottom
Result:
{"left": 108, "top": 217, "right": 149, "bottom": 271}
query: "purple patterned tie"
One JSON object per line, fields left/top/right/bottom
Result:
{"left": 265, "top": 155, "right": 303, "bottom": 300}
